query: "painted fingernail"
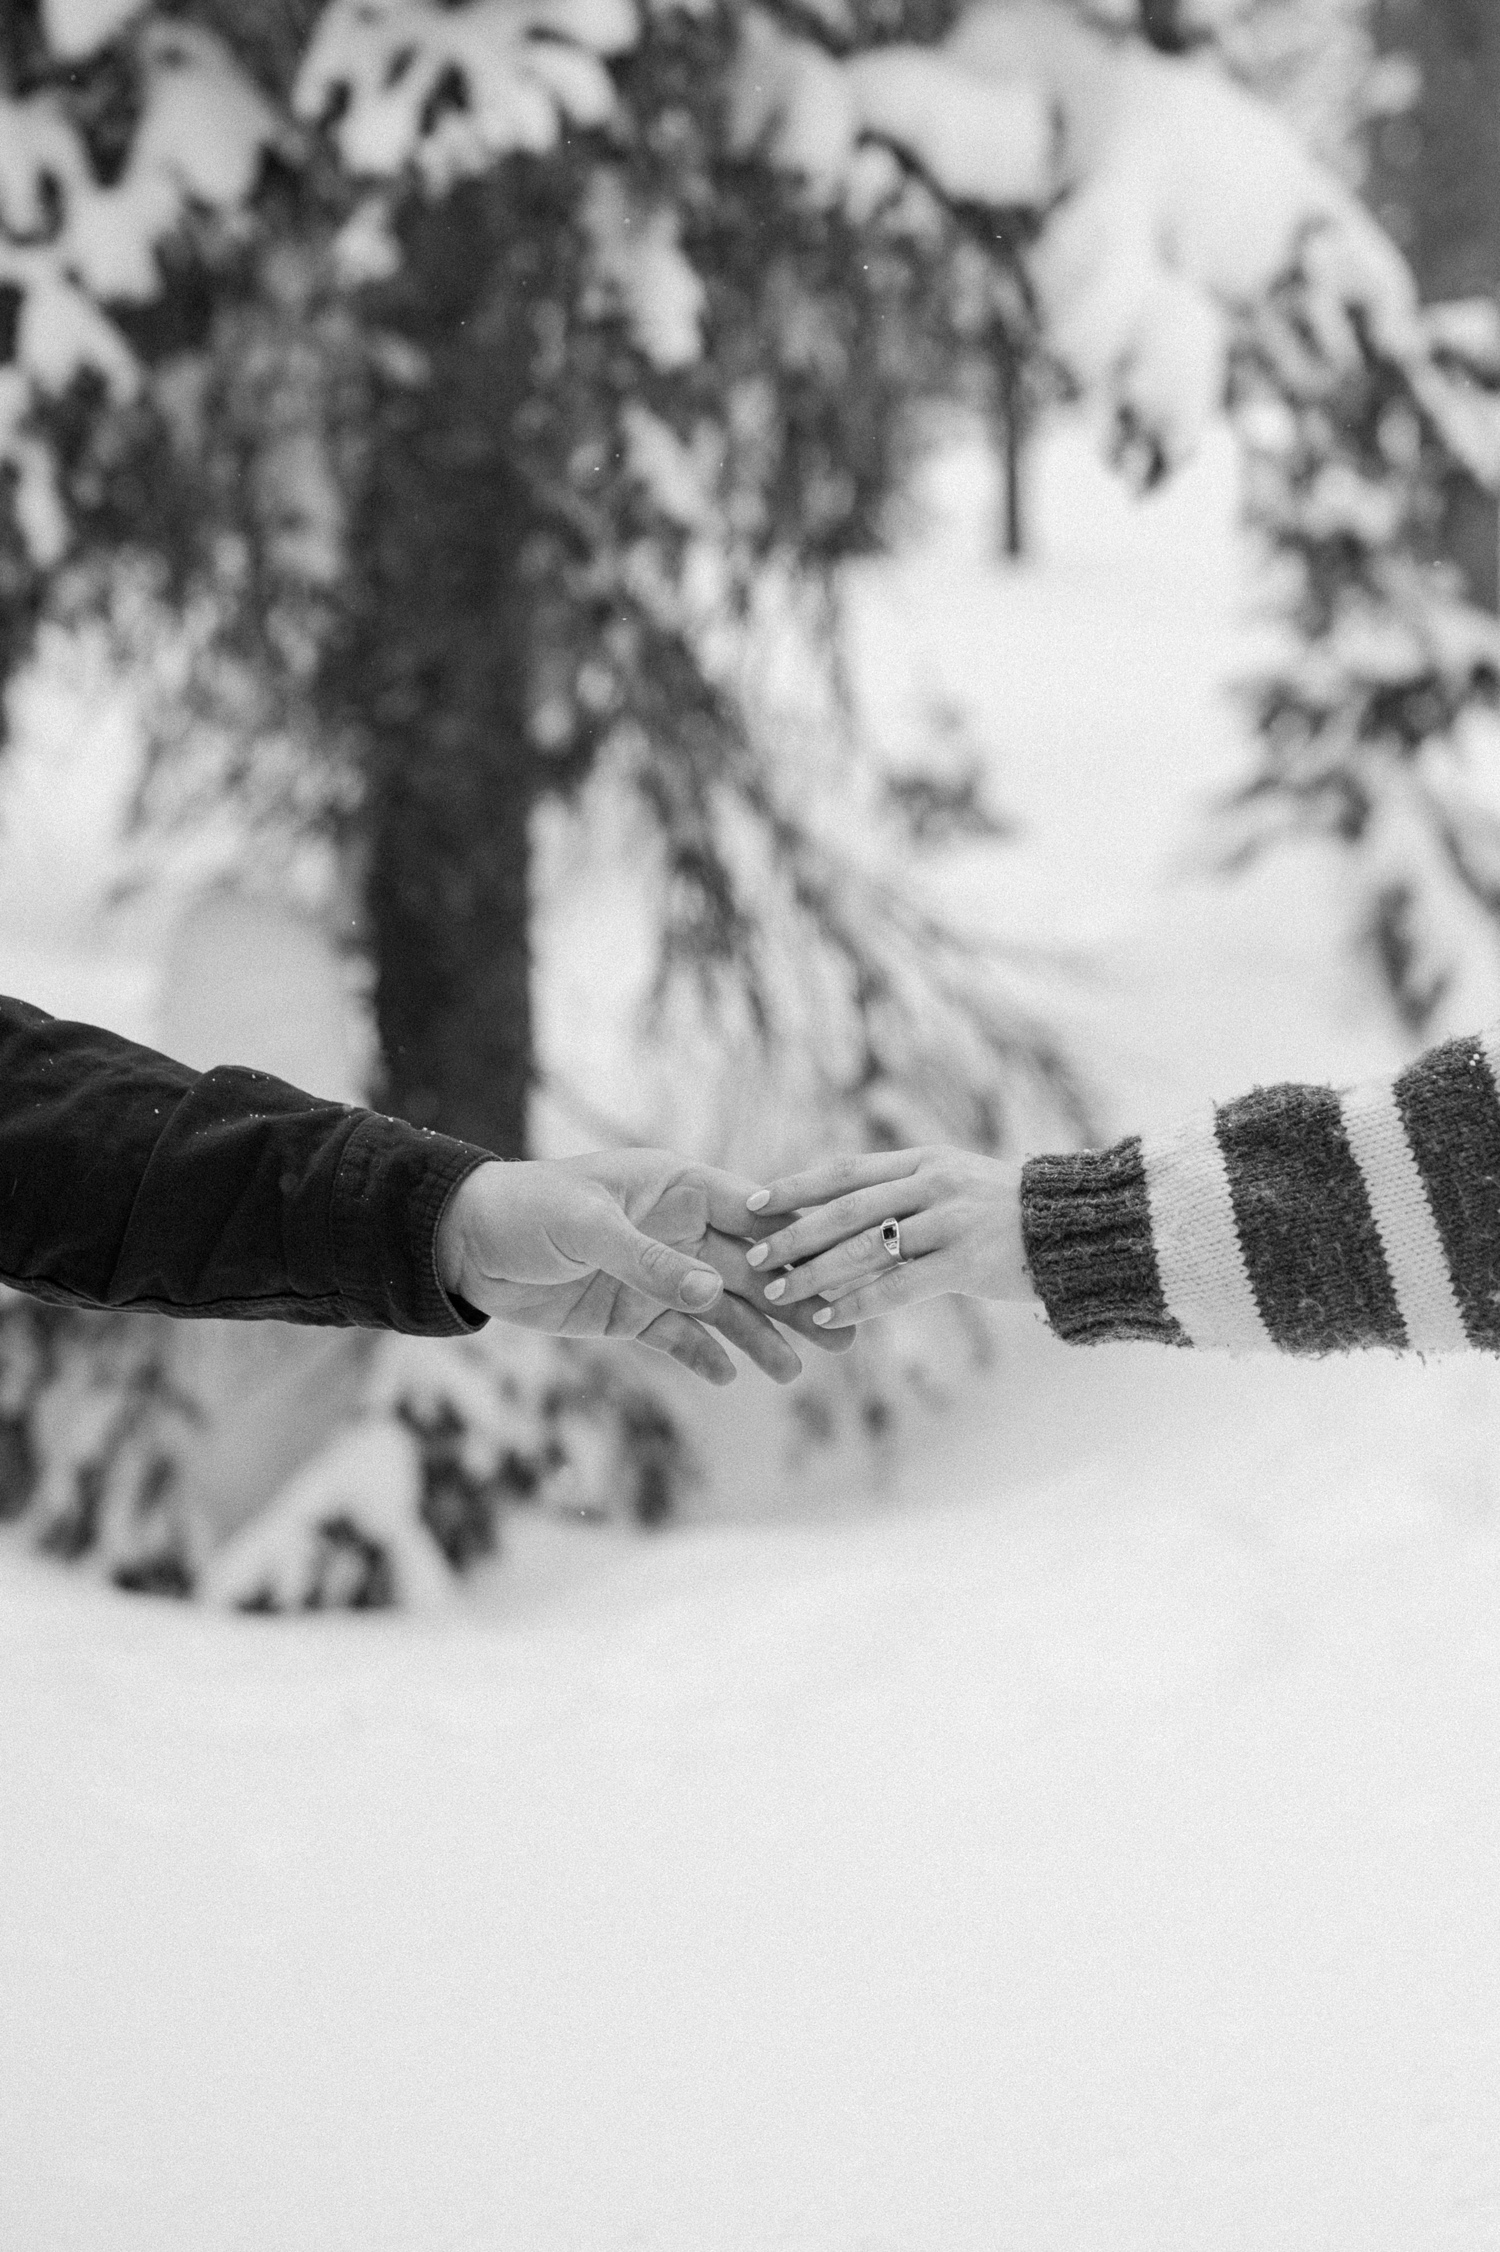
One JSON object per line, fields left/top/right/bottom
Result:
{"left": 812, "top": 1307, "right": 834, "bottom": 1326}
{"left": 746, "top": 1243, "right": 770, "bottom": 1268}
{"left": 746, "top": 1188, "right": 771, "bottom": 1211}
{"left": 764, "top": 1277, "right": 786, "bottom": 1301}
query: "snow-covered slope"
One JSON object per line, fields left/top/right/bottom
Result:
{"left": 6, "top": 421, "right": 1500, "bottom": 2251}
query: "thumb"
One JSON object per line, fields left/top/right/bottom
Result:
{"left": 588, "top": 1202, "right": 724, "bottom": 1313}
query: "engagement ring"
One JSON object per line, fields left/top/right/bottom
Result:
{"left": 880, "top": 1217, "right": 902, "bottom": 1260}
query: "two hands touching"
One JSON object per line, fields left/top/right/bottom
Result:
{"left": 435, "top": 1142, "right": 1032, "bottom": 1384}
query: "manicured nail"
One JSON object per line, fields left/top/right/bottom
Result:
{"left": 764, "top": 1277, "right": 786, "bottom": 1301}
{"left": 746, "top": 1242, "right": 770, "bottom": 1268}
{"left": 746, "top": 1188, "right": 771, "bottom": 1211}
{"left": 681, "top": 1270, "right": 720, "bottom": 1309}
{"left": 812, "top": 1307, "right": 834, "bottom": 1326}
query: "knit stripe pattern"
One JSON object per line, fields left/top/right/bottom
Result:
{"left": 1020, "top": 1136, "right": 1188, "bottom": 1346}
{"left": 1392, "top": 1033, "right": 1500, "bottom": 1349}
{"left": 1141, "top": 1108, "right": 1274, "bottom": 1351}
{"left": 1021, "top": 1030, "right": 1500, "bottom": 1355}
{"left": 1338, "top": 1077, "right": 1468, "bottom": 1351}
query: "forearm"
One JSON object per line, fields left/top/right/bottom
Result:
{"left": 0, "top": 995, "right": 489, "bottom": 1332}
{"left": 1022, "top": 1030, "right": 1500, "bottom": 1353}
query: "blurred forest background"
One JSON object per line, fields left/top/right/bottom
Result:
{"left": 3, "top": 0, "right": 1500, "bottom": 1605}
{"left": 13, "top": 8, "right": 1500, "bottom": 2246}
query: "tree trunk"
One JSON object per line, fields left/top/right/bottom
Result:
{"left": 352, "top": 264, "right": 536, "bottom": 1157}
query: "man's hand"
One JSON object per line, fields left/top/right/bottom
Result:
{"left": 434, "top": 1150, "right": 856, "bottom": 1385}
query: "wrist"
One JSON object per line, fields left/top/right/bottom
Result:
{"left": 986, "top": 1159, "right": 1037, "bottom": 1304}
{"left": 435, "top": 1159, "right": 504, "bottom": 1299}
{"left": 1020, "top": 1139, "right": 1183, "bottom": 1345}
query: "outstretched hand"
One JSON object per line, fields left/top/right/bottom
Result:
{"left": 740, "top": 1145, "right": 1036, "bottom": 1326}
{"left": 435, "top": 1149, "right": 856, "bottom": 1384}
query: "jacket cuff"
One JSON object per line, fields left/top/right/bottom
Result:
{"left": 1021, "top": 1137, "right": 1190, "bottom": 1347}
{"left": 330, "top": 1114, "right": 493, "bottom": 1335}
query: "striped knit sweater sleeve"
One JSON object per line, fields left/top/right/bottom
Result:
{"left": 1020, "top": 1030, "right": 1500, "bottom": 1354}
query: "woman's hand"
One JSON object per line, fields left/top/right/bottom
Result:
{"left": 741, "top": 1146, "right": 1037, "bottom": 1326}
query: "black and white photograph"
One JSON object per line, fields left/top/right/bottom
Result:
{"left": 3, "top": 0, "right": 1500, "bottom": 2244}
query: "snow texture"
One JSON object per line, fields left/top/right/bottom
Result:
{"left": 727, "top": 1, "right": 1469, "bottom": 480}
{"left": 40, "top": 0, "right": 143, "bottom": 57}
{"left": 0, "top": 29, "right": 282, "bottom": 562}
{"left": 200, "top": 1418, "right": 452, "bottom": 1610}
{"left": 732, "top": 11, "right": 1052, "bottom": 208}
{"left": 622, "top": 403, "right": 718, "bottom": 527}
{"left": 956, "top": 9, "right": 1416, "bottom": 451}
{"left": 10, "top": 0, "right": 1494, "bottom": 564}
{"left": 848, "top": 44, "right": 1053, "bottom": 206}
{"left": 331, "top": 196, "right": 404, "bottom": 287}
{"left": 0, "top": 367, "right": 69, "bottom": 565}
{"left": 8, "top": 424, "right": 1500, "bottom": 2248}
{"left": 131, "top": 22, "right": 287, "bottom": 209}
{"left": 583, "top": 171, "right": 707, "bottom": 372}
{"left": 294, "top": 0, "right": 634, "bottom": 181}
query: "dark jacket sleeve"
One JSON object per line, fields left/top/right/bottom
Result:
{"left": 0, "top": 994, "right": 492, "bottom": 1334}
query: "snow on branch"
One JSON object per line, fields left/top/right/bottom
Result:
{"left": 9, "top": 0, "right": 1483, "bottom": 564}
{"left": 730, "top": 11, "right": 1052, "bottom": 208}
{"left": 730, "top": 0, "right": 1462, "bottom": 483}
{"left": 583, "top": 170, "right": 706, "bottom": 371}
{"left": 40, "top": 0, "right": 146, "bottom": 58}
{"left": 293, "top": 0, "right": 637, "bottom": 183}
{"left": 2, "top": 22, "right": 284, "bottom": 563}
{"left": 845, "top": 46, "right": 1052, "bottom": 208}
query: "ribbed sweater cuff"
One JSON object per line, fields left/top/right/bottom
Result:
{"left": 1021, "top": 1137, "right": 1189, "bottom": 1347}
{"left": 331, "top": 1115, "right": 492, "bottom": 1336}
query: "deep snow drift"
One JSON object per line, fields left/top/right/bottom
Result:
{"left": 5, "top": 422, "right": 1500, "bottom": 2251}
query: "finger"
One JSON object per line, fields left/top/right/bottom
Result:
{"left": 744, "top": 1179, "right": 929, "bottom": 1274}
{"left": 761, "top": 1212, "right": 943, "bottom": 1308}
{"left": 795, "top": 1308, "right": 856, "bottom": 1353}
{"left": 683, "top": 1162, "right": 786, "bottom": 1239}
{"left": 635, "top": 1309, "right": 737, "bottom": 1384}
{"left": 699, "top": 1229, "right": 857, "bottom": 1355}
{"left": 809, "top": 1250, "right": 960, "bottom": 1327}
{"left": 679, "top": 1174, "right": 819, "bottom": 1257}
{"left": 745, "top": 1149, "right": 922, "bottom": 1219}
{"left": 705, "top": 1291, "right": 803, "bottom": 1384}
{"left": 591, "top": 1204, "right": 725, "bottom": 1314}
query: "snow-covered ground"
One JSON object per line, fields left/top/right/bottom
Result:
{"left": 6, "top": 420, "right": 1500, "bottom": 2251}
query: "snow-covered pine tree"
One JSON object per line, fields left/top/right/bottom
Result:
{"left": 1207, "top": 2, "right": 1500, "bottom": 1034}
{"left": 5, "top": 0, "right": 1492, "bottom": 1604}
{"left": 1224, "top": 291, "right": 1500, "bottom": 1033}
{"left": 1029, "top": 2, "right": 1500, "bottom": 1034}
{"left": 0, "top": 0, "right": 1085, "bottom": 1601}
